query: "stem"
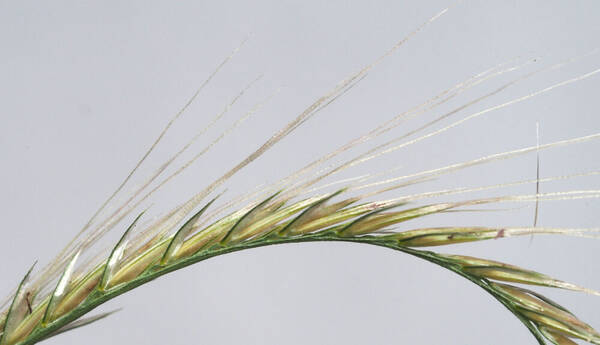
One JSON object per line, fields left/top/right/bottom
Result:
{"left": 18, "top": 233, "right": 546, "bottom": 345}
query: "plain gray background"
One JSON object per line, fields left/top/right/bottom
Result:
{"left": 1, "top": 1, "right": 599, "bottom": 344}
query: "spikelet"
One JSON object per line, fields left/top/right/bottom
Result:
{"left": 444, "top": 255, "right": 600, "bottom": 295}
{"left": 493, "top": 283, "right": 600, "bottom": 344}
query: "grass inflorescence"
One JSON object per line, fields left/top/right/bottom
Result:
{"left": 2, "top": 4, "right": 600, "bottom": 345}
{"left": 2, "top": 192, "right": 600, "bottom": 345}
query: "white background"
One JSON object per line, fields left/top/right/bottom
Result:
{"left": 1, "top": 1, "right": 599, "bottom": 344}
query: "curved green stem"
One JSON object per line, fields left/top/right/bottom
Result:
{"left": 18, "top": 233, "right": 546, "bottom": 345}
